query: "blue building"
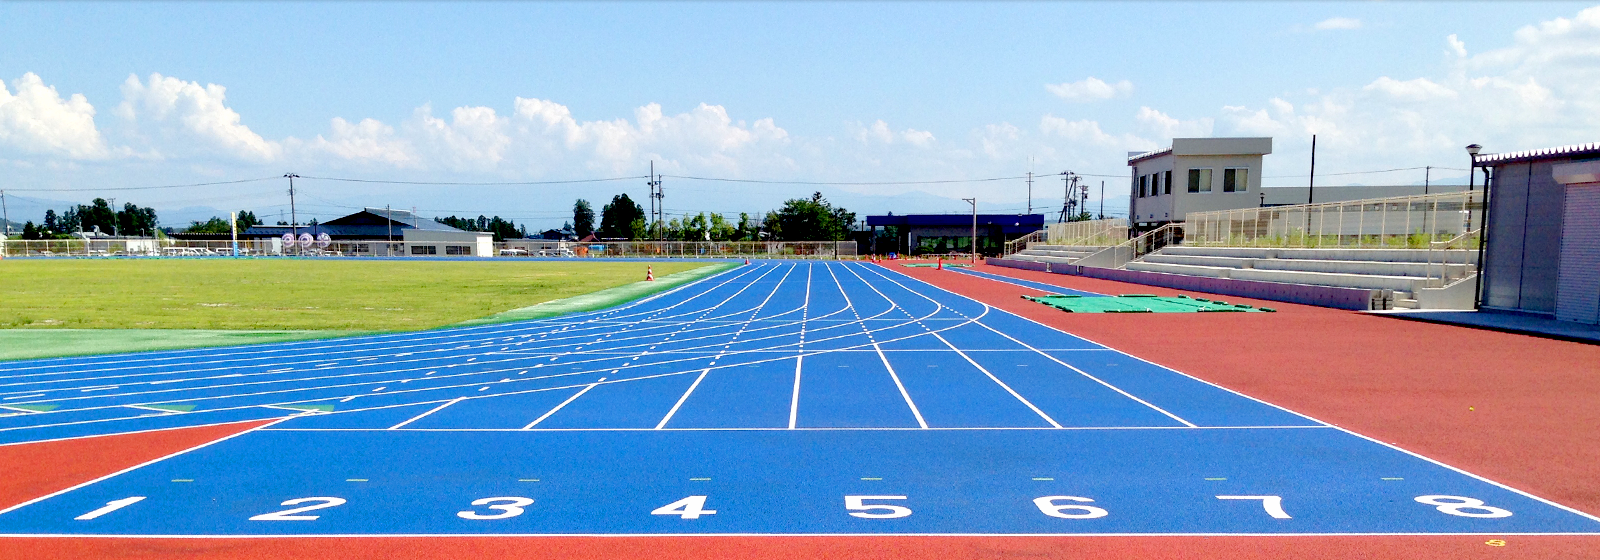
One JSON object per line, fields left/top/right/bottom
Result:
{"left": 866, "top": 213, "right": 1045, "bottom": 256}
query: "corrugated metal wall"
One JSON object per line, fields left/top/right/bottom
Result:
{"left": 1483, "top": 161, "right": 1566, "bottom": 313}
{"left": 1556, "top": 184, "right": 1600, "bottom": 324}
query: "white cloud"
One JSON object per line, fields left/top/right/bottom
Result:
{"left": 1046, "top": 77, "right": 1134, "bottom": 102}
{"left": 1447, "top": 34, "right": 1468, "bottom": 57}
{"left": 1363, "top": 77, "right": 1458, "bottom": 101}
{"left": 1134, "top": 107, "right": 1214, "bottom": 139}
{"left": 299, "top": 117, "right": 416, "bottom": 167}
{"left": 0, "top": 73, "right": 107, "bottom": 159}
{"left": 1314, "top": 17, "right": 1363, "bottom": 31}
{"left": 115, "top": 73, "right": 279, "bottom": 162}
{"left": 853, "top": 120, "right": 935, "bottom": 148}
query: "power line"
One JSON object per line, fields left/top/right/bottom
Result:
{"left": 660, "top": 174, "right": 1037, "bottom": 186}
{"left": 1, "top": 176, "right": 281, "bottom": 193}
{"left": 297, "top": 175, "right": 647, "bottom": 186}
{"left": 1264, "top": 166, "right": 1467, "bottom": 179}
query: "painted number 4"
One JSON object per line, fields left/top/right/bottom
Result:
{"left": 652, "top": 495, "right": 717, "bottom": 519}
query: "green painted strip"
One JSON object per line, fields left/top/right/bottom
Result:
{"left": 0, "top": 329, "right": 369, "bottom": 362}
{"left": 278, "top": 404, "right": 335, "bottom": 412}
{"left": 145, "top": 404, "right": 196, "bottom": 412}
{"left": 454, "top": 262, "right": 738, "bottom": 327}
{"left": 1025, "top": 295, "right": 1271, "bottom": 314}
{"left": 6, "top": 404, "right": 58, "bottom": 412}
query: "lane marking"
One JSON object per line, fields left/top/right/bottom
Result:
{"left": 929, "top": 331, "right": 1062, "bottom": 429}
{"left": 388, "top": 397, "right": 466, "bottom": 430}
{"left": 655, "top": 369, "right": 710, "bottom": 430}
{"left": 875, "top": 342, "right": 927, "bottom": 429}
{"left": 520, "top": 384, "right": 598, "bottom": 430}
{"left": 787, "top": 356, "right": 803, "bottom": 430}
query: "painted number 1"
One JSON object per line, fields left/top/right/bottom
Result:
{"left": 74, "top": 496, "right": 146, "bottom": 521}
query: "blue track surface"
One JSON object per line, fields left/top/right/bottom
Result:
{"left": 949, "top": 267, "right": 1103, "bottom": 297}
{"left": 0, "top": 262, "right": 1594, "bottom": 536}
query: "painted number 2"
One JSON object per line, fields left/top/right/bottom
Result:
{"left": 249, "top": 497, "right": 347, "bottom": 521}
{"left": 457, "top": 497, "right": 535, "bottom": 520}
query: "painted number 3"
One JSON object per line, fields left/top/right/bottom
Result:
{"left": 457, "top": 497, "right": 536, "bottom": 520}
{"left": 1415, "top": 495, "right": 1513, "bottom": 518}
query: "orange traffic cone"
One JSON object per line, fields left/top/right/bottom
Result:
{"left": 937, "top": 257, "right": 943, "bottom": 270}
{"left": 646, "top": 265, "right": 655, "bottom": 281}
{"left": 744, "top": 258, "right": 750, "bottom": 265}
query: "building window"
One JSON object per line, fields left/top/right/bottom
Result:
{"left": 1224, "top": 168, "right": 1248, "bottom": 192}
{"left": 1164, "top": 170, "right": 1173, "bottom": 195}
{"left": 1139, "top": 175, "right": 1148, "bottom": 198}
{"left": 1150, "top": 173, "right": 1161, "bottom": 196}
{"left": 1188, "top": 168, "right": 1213, "bottom": 193}
{"left": 411, "top": 245, "right": 437, "bottom": 255}
{"left": 446, "top": 245, "right": 471, "bottom": 255}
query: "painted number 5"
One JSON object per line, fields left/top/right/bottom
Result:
{"left": 1033, "top": 496, "right": 1108, "bottom": 519}
{"left": 457, "top": 497, "right": 535, "bottom": 520}
{"left": 845, "top": 495, "right": 911, "bottom": 519}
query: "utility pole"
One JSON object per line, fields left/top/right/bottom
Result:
{"left": 108, "top": 198, "right": 117, "bottom": 237}
{"left": 1307, "top": 134, "right": 1317, "bottom": 205}
{"left": 1, "top": 189, "right": 9, "bottom": 235}
{"left": 1026, "top": 171, "right": 1033, "bottom": 215}
{"left": 1424, "top": 166, "right": 1431, "bottom": 195}
{"left": 284, "top": 173, "right": 300, "bottom": 243}
{"left": 1099, "top": 181, "right": 1105, "bottom": 219}
{"left": 386, "top": 204, "right": 394, "bottom": 246}
{"left": 962, "top": 197, "right": 977, "bottom": 262}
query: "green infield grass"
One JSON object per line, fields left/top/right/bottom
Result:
{"left": 1, "top": 259, "right": 715, "bottom": 330}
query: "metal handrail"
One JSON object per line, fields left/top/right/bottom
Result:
{"left": 1004, "top": 230, "right": 1047, "bottom": 256}
{"left": 1427, "top": 228, "right": 1480, "bottom": 286}
{"left": 1077, "top": 223, "right": 1185, "bottom": 269}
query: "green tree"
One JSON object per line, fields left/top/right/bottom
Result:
{"left": 21, "top": 221, "right": 39, "bottom": 240}
{"left": 767, "top": 192, "right": 856, "bottom": 241}
{"left": 598, "top": 193, "right": 645, "bottom": 239}
{"left": 572, "top": 199, "right": 595, "bottom": 239}
{"left": 183, "top": 217, "right": 233, "bottom": 234}
{"left": 236, "top": 211, "right": 261, "bottom": 230}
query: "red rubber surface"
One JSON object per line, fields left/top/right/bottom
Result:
{"left": 0, "top": 419, "right": 275, "bottom": 512}
{"left": 0, "top": 534, "right": 1591, "bottom": 560}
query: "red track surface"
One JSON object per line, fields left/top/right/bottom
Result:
{"left": 3, "top": 264, "right": 1596, "bottom": 558}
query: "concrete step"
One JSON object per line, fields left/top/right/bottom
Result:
{"left": 1143, "top": 253, "right": 1473, "bottom": 279}
{"left": 1141, "top": 254, "right": 1256, "bottom": 268}
{"left": 1394, "top": 298, "right": 1420, "bottom": 309}
{"left": 1162, "top": 245, "right": 1478, "bottom": 265}
{"left": 1125, "top": 261, "right": 1430, "bottom": 291}
{"left": 1009, "top": 254, "right": 1078, "bottom": 265}
{"left": 1019, "top": 249, "right": 1096, "bottom": 259}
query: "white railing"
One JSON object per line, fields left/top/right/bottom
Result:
{"left": 1045, "top": 218, "right": 1130, "bottom": 246}
{"left": 1003, "top": 230, "right": 1047, "bottom": 256}
{"left": 1077, "top": 223, "right": 1185, "bottom": 270}
{"left": 1184, "top": 190, "right": 1483, "bottom": 249}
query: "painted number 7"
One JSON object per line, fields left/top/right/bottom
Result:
{"left": 1216, "top": 495, "right": 1291, "bottom": 519}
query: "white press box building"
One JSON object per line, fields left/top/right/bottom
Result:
{"left": 1126, "top": 137, "right": 1272, "bottom": 229}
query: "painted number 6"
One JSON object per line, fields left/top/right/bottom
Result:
{"left": 457, "top": 497, "right": 535, "bottom": 520}
{"left": 1415, "top": 495, "right": 1513, "bottom": 518}
{"left": 1033, "top": 496, "right": 1109, "bottom": 519}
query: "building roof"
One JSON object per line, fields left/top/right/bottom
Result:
{"left": 867, "top": 214, "right": 1045, "bottom": 230}
{"left": 1128, "top": 137, "right": 1273, "bottom": 165}
{"left": 1476, "top": 142, "right": 1600, "bottom": 166}
{"left": 241, "top": 207, "right": 466, "bottom": 238}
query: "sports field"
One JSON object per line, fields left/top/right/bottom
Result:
{"left": 0, "top": 260, "right": 1596, "bottom": 558}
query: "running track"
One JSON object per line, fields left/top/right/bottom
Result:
{"left": 0, "top": 262, "right": 1594, "bottom": 536}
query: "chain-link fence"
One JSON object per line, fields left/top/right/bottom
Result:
{"left": 1184, "top": 190, "right": 1483, "bottom": 249}
{"left": 2, "top": 238, "right": 857, "bottom": 259}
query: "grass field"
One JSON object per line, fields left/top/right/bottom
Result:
{"left": 0, "top": 259, "right": 711, "bottom": 331}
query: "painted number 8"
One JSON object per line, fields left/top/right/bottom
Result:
{"left": 1414, "top": 495, "right": 1512, "bottom": 518}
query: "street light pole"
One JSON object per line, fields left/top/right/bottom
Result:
{"left": 962, "top": 197, "right": 977, "bottom": 263}
{"left": 1466, "top": 143, "right": 1485, "bottom": 310}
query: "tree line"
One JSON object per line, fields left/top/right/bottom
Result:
{"left": 570, "top": 192, "right": 855, "bottom": 242}
{"left": 16, "top": 198, "right": 159, "bottom": 240}
{"left": 434, "top": 215, "right": 529, "bottom": 242}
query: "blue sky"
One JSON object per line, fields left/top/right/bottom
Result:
{"left": 2, "top": 1, "right": 1597, "bottom": 229}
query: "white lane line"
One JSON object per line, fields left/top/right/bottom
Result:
{"left": 80, "top": 386, "right": 119, "bottom": 392}
{"left": 388, "top": 397, "right": 465, "bottom": 430}
{"left": 123, "top": 404, "right": 185, "bottom": 414}
{"left": 929, "top": 331, "right": 1063, "bottom": 429}
{"left": 3, "top": 394, "right": 44, "bottom": 400}
{"left": 875, "top": 342, "right": 927, "bottom": 429}
{"left": 655, "top": 369, "right": 710, "bottom": 430}
{"left": 520, "top": 383, "right": 598, "bottom": 430}
{"left": 787, "top": 356, "right": 803, "bottom": 430}
{"left": 0, "top": 405, "right": 45, "bottom": 414}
